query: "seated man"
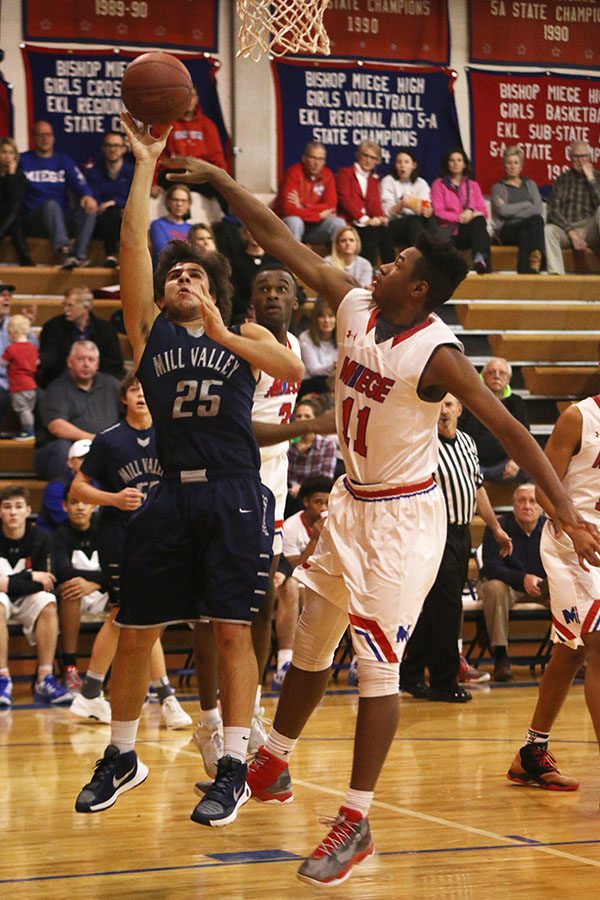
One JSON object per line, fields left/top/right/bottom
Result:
{"left": 34, "top": 340, "right": 121, "bottom": 480}
{"left": 86, "top": 131, "right": 134, "bottom": 268}
{"left": 459, "top": 357, "right": 530, "bottom": 483}
{"left": 545, "top": 141, "right": 600, "bottom": 275}
{"left": 0, "top": 484, "right": 72, "bottom": 707}
{"left": 274, "top": 141, "right": 346, "bottom": 246}
{"left": 478, "top": 483, "right": 549, "bottom": 682}
{"left": 274, "top": 475, "right": 333, "bottom": 691}
{"left": 37, "top": 286, "right": 124, "bottom": 388}
{"left": 52, "top": 480, "right": 108, "bottom": 693}
{"left": 20, "top": 121, "right": 97, "bottom": 269}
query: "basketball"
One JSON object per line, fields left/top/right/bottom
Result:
{"left": 121, "top": 52, "right": 193, "bottom": 126}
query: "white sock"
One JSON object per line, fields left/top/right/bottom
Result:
{"left": 223, "top": 726, "right": 250, "bottom": 763}
{"left": 111, "top": 719, "right": 140, "bottom": 754}
{"left": 343, "top": 788, "right": 374, "bottom": 818}
{"left": 277, "top": 649, "right": 293, "bottom": 670}
{"left": 526, "top": 728, "right": 550, "bottom": 746}
{"left": 200, "top": 707, "right": 222, "bottom": 730}
{"left": 254, "top": 685, "right": 262, "bottom": 717}
{"left": 0, "top": 668, "right": 10, "bottom": 679}
{"left": 265, "top": 726, "right": 297, "bottom": 761}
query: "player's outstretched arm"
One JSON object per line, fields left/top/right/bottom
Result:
{"left": 119, "top": 112, "right": 171, "bottom": 365}
{"left": 423, "top": 346, "right": 600, "bottom": 567}
{"left": 166, "top": 156, "right": 355, "bottom": 311}
{"left": 253, "top": 409, "right": 336, "bottom": 448}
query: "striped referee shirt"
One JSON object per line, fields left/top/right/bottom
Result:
{"left": 436, "top": 429, "right": 483, "bottom": 526}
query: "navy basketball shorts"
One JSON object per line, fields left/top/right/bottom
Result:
{"left": 116, "top": 476, "right": 275, "bottom": 628}
{"left": 97, "top": 520, "right": 127, "bottom": 609}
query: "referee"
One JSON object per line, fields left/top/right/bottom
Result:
{"left": 400, "top": 393, "right": 512, "bottom": 702}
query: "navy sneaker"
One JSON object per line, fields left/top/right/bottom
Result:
{"left": 0, "top": 675, "right": 12, "bottom": 707}
{"left": 33, "top": 674, "right": 73, "bottom": 705}
{"left": 75, "top": 744, "right": 149, "bottom": 813}
{"left": 190, "top": 755, "right": 250, "bottom": 827}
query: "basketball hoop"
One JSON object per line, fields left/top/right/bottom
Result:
{"left": 237, "top": 0, "right": 331, "bottom": 61}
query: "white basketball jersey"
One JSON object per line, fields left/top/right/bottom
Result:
{"left": 253, "top": 332, "right": 302, "bottom": 465}
{"left": 562, "top": 396, "right": 600, "bottom": 524}
{"left": 335, "top": 288, "right": 462, "bottom": 484}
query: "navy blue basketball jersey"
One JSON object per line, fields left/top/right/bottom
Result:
{"left": 81, "top": 420, "right": 163, "bottom": 525}
{"left": 136, "top": 314, "right": 260, "bottom": 476}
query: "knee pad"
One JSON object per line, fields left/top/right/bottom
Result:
{"left": 357, "top": 658, "right": 400, "bottom": 698}
{"left": 292, "top": 589, "right": 348, "bottom": 673}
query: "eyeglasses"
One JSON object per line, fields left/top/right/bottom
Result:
{"left": 571, "top": 153, "right": 590, "bottom": 159}
{"left": 359, "top": 152, "right": 379, "bottom": 161}
{"left": 304, "top": 154, "right": 326, "bottom": 162}
{"left": 104, "top": 143, "right": 124, "bottom": 149}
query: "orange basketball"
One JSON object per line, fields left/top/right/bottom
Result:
{"left": 121, "top": 52, "right": 193, "bottom": 126}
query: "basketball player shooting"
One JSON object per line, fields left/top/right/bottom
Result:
{"left": 168, "top": 154, "right": 600, "bottom": 886}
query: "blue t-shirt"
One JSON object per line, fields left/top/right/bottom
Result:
{"left": 20, "top": 150, "right": 92, "bottom": 213}
{"left": 136, "top": 314, "right": 260, "bottom": 477}
{"left": 86, "top": 158, "right": 134, "bottom": 208}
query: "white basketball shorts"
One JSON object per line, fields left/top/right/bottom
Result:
{"left": 260, "top": 452, "right": 288, "bottom": 556}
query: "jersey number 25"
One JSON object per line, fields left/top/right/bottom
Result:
{"left": 172, "top": 379, "right": 223, "bottom": 418}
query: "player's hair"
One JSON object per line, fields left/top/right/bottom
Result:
{"left": 390, "top": 149, "right": 419, "bottom": 183}
{"left": 439, "top": 147, "right": 471, "bottom": 178}
{"left": 0, "top": 484, "right": 31, "bottom": 505}
{"left": 307, "top": 297, "right": 336, "bottom": 348}
{"left": 298, "top": 475, "right": 334, "bottom": 501}
{"left": 154, "top": 240, "right": 233, "bottom": 325}
{"left": 119, "top": 370, "right": 141, "bottom": 403}
{"left": 413, "top": 230, "right": 469, "bottom": 312}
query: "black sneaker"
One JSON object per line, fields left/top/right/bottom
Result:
{"left": 190, "top": 755, "right": 250, "bottom": 827}
{"left": 75, "top": 744, "right": 149, "bottom": 813}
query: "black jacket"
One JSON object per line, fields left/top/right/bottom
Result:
{"left": 37, "top": 312, "right": 125, "bottom": 388}
{"left": 0, "top": 522, "right": 53, "bottom": 600}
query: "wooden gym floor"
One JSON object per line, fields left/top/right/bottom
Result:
{"left": 1, "top": 675, "right": 599, "bottom": 898}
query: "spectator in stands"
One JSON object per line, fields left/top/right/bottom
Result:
{"left": 380, "top": 150, "right": 432, "bottom": 249}
{"left": 336, "top": 140, "right": 395, "bottom": 266}
{"left": 478, "top": 483, "right": 549, "bottom": 682}
{"left": 223, "top": 224, "right": 281, "bottom": 323}
{"left": 545, "top": 141, "right": 600, "bottom": 275}
{"left": 275, "top": 141, "right": 346, "bottom": 246}
{"left": 430, "top": 148, "right": 491, "bottom": 274}
{"left": 0, "top": 137, "right": 34, "bottom": 266}
{"left": 53, "top": 481, "right": 108, "bottom": 693}
{"left": 400, "top": 394, "right": 510, "bottom": 702}
{"left": 188, "top": 222, "right": 217, "bottom": 254}
{"left": 155, "top": 85, "right": 228, "bottom": 214}
{"left": 149, "top": 184, "right": 192, "bottom": 265}
{"left": 0, "top": 284, "right": 37, "bottom": 435}
{"left": 325, "top": 225, "right": 373, "bottom": 289}
{"left": 20, "top": 121, "right": 97, "bottom": 269}
{"left": 287, "top": 397, "right": 337, "bottom": 513}
{"left": 298, "top": 297, "right": 338, "bottom": 394}
{"left": 37, "top": 438, "right": 91, "bottom": 531}
{"left": 0, "top": 484, "right": 72, "bottom": 707}
{"left": 274, "top": 475, "right": 333, "bottom": 691}
{"left": 86, "top": 131, "right": 134, "bottom": 268}
{"left": 491, "top": 146, "right": 545, "bottom": 274}
{"left": 0, "top": 313, "right": 38, "bottom": 439}
{"left": 34, "top": 340, "right": 121, "bottom": 480}
{"left": 37, "top": 286, "right": 124, "bottom": 389}
{"left": 459, "top": 357, "right": 530, "bottom": 483}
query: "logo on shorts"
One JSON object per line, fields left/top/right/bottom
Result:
{"left": 261, "top": 493, "right": 270, "bottom": 537}
{"left": 563, "top": 607, "right": 580, "bottom": 625}
{"left": 396, "top": 625, "right": 411, "bottom": 642}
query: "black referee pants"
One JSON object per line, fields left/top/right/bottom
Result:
{"left": 400, "top": 523, "right": 471, "bottom": 692}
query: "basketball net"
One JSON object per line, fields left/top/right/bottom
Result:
{"left": 237, "top": 0, "right": 331, "bottom": 60}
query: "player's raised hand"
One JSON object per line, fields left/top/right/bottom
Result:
{"left": 120, "top": 111, "right": 171, "bottom": 163}
{"left": 166, "top": 155, "right": 221, "bottom": 185}
{"left": 197, "top": 289, "right": 228, "bottom": 344}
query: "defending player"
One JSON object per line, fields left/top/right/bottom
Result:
{"left": 169, "top": 155, "right": 600, "bottom": 883}
{"left": 507, "top": 397, "right": 600, "bottom": 793}
{"left": 73, "top": 114, "right": 304, "bottom": 827}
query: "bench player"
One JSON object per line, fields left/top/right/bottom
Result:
{"left": 168, "top": 155, "right": 600, "bottom": 883}
{"left": 73, "top": 113, "right": 303, "bottom": 827}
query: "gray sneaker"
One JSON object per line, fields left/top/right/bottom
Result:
{"left": 297, "top": 806, "right": 374, "bottom": 887}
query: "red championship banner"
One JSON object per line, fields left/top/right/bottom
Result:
{"left": 0, "top": 75, "right": 12, "bottom": 137}
{"left": 469, "top": 0, "right": 600, "bottom": 69}
{"left": 23, "top": 0, "right": 219, "bottom": 51}
{"left": 468, "top": 69, "right": 600, "bottom": 194}
{"left": 291, "top": 0, "right": 449, "bottom": 64}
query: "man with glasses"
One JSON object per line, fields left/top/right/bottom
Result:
{"left": 545, "top": 141, "right": 600, "bottom": 274}
{"left": 337, "top": 140, "right": 395, "bottom": 266}
{"left": 275, "top": 141, "right": 346, "bottom": 245}
{"left": 87, "top": 132, "right": 134, "bottom": 268}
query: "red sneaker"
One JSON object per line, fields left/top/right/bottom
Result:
{"left": 64, "top": 665, "right": 82, "bottom": 693}
{"left": 246, "top": 746, "right": 293, "bottom": 804}
{"left": 507, "top": 744, "right": 579, "bottom": 791}
{"left": 297, "top": 806, "right": 374, "bottom": 887}
{"left": 458, "top": 655, "right": 490, "bottom": 684}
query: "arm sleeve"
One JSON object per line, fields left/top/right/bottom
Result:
{"left": 469, "top": 181, "right": 488, "bottom": 218}
{"left": 199, "top": 116, "right": 227, "bottom": 170}
{"left": 64, "top": 156, "right": 93, "bottom": 199}
{"left": 40, "top": 379, "right": 70, "bottom": 427}
{"left": 548, "top": 176, "right": 572, "bottom": 232}
{"left": 336, "top": 169, "right": 365, "bottom": 222}
{"left": 431, "top": 179, "right": 460, "bottom": 223}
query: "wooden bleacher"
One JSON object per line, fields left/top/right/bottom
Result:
{"left": 488, "top": 332, "right": 600, "bottom": 362}
{"left": 523, "top": 366, "right": 598, "bottom": 396}
{"left": 456, "top": 301, "right": 600, "bottom": 332}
